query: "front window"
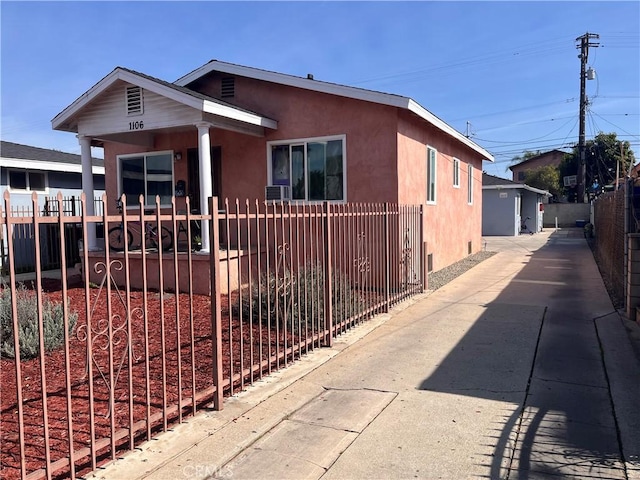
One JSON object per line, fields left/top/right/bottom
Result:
{"left": 427, "top": 146, "right": 437, "bottom": 204}
{"left": 8, "top": 170, "right": 47, "bottom": 193}
{"left": 268, "top": 135, "right": 345, "bottom": 201}
{"left": 119, "top": 151, "right": 173, "bottom": 206}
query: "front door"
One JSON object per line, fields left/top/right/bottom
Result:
{"left": 187, "top": 146, "right": 221, "bottom": 212}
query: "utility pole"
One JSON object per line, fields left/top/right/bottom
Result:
{"left": 576, "top": 32, "right": 600, "bottom": 203}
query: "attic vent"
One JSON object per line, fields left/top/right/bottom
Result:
{"left": 126, "top": 86, "right": 143, "bottom": 115}
{"left": 221, "top": 77, "right": 235, "bottom": 98}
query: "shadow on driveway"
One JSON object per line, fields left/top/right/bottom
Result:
{"left": 419, "top": 231, "right": 627, "bottom": 479}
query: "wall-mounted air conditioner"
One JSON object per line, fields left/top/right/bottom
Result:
{"left": 265, "top": 185, "right": 290, "bottom": 201}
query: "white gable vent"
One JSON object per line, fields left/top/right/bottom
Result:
{"left": 221, "top": 77, "right": 235, "bottom": 98}
{"left": 126, "top": 86, "right": 143, "bottom": 115}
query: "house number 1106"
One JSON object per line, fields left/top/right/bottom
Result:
{"left": 129, "top": 121, "right": 144, "bottom": 130}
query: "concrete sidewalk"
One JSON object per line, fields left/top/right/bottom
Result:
{"left": 90, "top": 228, "right": 640, "bottom": 480}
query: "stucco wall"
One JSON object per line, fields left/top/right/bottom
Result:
{"left": 193, "top": 74, "right": 400, "bottom": 203}
{"left": 397, "top": 111, "right": 485, "bottom": 271}
{"left": 483, "top": 189, "right": 518, "bottom": 236}
{"left": 543, "top": 203, "right": 590, "bottom": 227}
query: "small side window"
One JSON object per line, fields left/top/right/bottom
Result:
{"left": 29, "top": 172, "right": 46, "bottom": 191}
{"left": 468, "top": 164, "right": 474, "bottom": 205}
{"left": 8, "top": 170, "right": 47, "bottom": 192}
{"left": 9, "top": 170, "right": 27, "bottom": 190}
{"left": 426, "top": 147, "right": 437, "bottom": 204}
{"left": 453, "top": 158, "right": 460, "bottom": 188}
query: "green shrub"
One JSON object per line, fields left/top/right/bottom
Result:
{"left": 239, "top": 263, "right": 365, "bottom": 333}
{"left": 0, "top": 283, "right": 77, "bottom": 359}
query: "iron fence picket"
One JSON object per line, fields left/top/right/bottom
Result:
{"left": 1, "top": 192, "right": 424, "bottom": 480}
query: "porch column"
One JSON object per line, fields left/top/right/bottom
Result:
{"left": 78, "top": 135, "right": 97, "bottom": 250}
{"left": 196, "top": 122, "right": 213, "bottom": 252}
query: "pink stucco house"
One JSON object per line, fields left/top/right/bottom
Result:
{"left": 509, "top": 149, "right": 567, "bottom": 183}
{"left": 52, "top": 60, "right": 493, "bottom": 274}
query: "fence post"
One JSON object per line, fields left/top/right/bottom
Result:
{"left": 323, "top": 201, "right": 334, "bottom": 346}
{"left": 209, "top": 197, "right": 224, "bottom": 410}
{"left": 383, "top": 203, "right": 390, "bottom": 312}
{"left": 2, "top": 191, "right": 27, "bottom": 478}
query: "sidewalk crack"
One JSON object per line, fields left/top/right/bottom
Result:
{"left": 505, "top": 305, "right": 547, "bottom": 480}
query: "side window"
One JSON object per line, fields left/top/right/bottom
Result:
{"left": 427, "top": 147, "right": 437, "bottom": 204}
{"left": 453, "top": 158, "right": 460, "bottom": 188}
{"left": 8, "top": 170, "right": 47, "bottom": 193}
{"left": 468, "top": 164, "right": 474, "bottom": 205}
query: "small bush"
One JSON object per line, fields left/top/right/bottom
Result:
{"left": 239, "top": 263, "right": 365, "bottom": 333}
{"left": 0, "top": 283, "right": 77, "bottom": 359}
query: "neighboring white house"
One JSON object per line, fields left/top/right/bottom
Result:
{"left": 1, "top": 140, "right": 105, "bottom": 272}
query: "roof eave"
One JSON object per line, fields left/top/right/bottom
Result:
{"left": 52, "top": 67, "right": 277, "bottom": 134}
{"left": 177, "top": 61, "right": 493, "bottom": 162}
{"left": 483, "top": 184, "right": 551, "bottom": 196}
{"left": 202, "top": 100, "right": 278, "bottom": 129}
{"left": 0, "top": 157, "right": 105, "bottom": 174}
{"left": 407, "top": 100, "right": 494, "bottom": 161}
{"left": 52, "top": 68, "right": 121, "bottom": 132}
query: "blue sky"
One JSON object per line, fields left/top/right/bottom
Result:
{"left": 1, "top": 1, "right": 638, "bottom": 178}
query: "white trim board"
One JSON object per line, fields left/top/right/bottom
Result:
{"left": 0, "top": 158, "right": 105, "bottom": 175}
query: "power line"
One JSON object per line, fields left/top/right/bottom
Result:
{"left": 590, "top": 110, "right": 640, "bottom": 140}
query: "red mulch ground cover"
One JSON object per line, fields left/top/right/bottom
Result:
{"left": 1, "top": 277, "right": 313, "bottom": 480}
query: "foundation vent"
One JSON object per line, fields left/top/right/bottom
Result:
{"left": 126, "top": 86, "right": 143, "bottom": 115}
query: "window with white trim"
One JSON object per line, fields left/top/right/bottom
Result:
{"left": 468, "top": 163, "right": 474, "bottom": 205}
{"left": 427, "top": 146, "right": 437, "bottom": 204}
{"left": 118, "top": 151, "right": 173, "bottom": 207}
{"left": 453, "top": 158, "right": 460, "bottom": 188}
{"left": 8, "top": 170, "right": 47, "bottom": 193}
{"left": 268, "top": 135, "right": 345, "bottom": 201}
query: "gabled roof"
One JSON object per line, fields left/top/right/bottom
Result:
{"left": 52, "top": 67, "right": 278, "bottom": 133}
{"left": 176, "top": 60, "right": 494, "bottom": 162}
{"left": 482, "top": 172, "right": 551, "bottom": 196}
{"left": 508, "top": 149, "right": 567, "bottom": 171}
{"left": 0, "top": 141, "right": 104, "bottom": 174}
